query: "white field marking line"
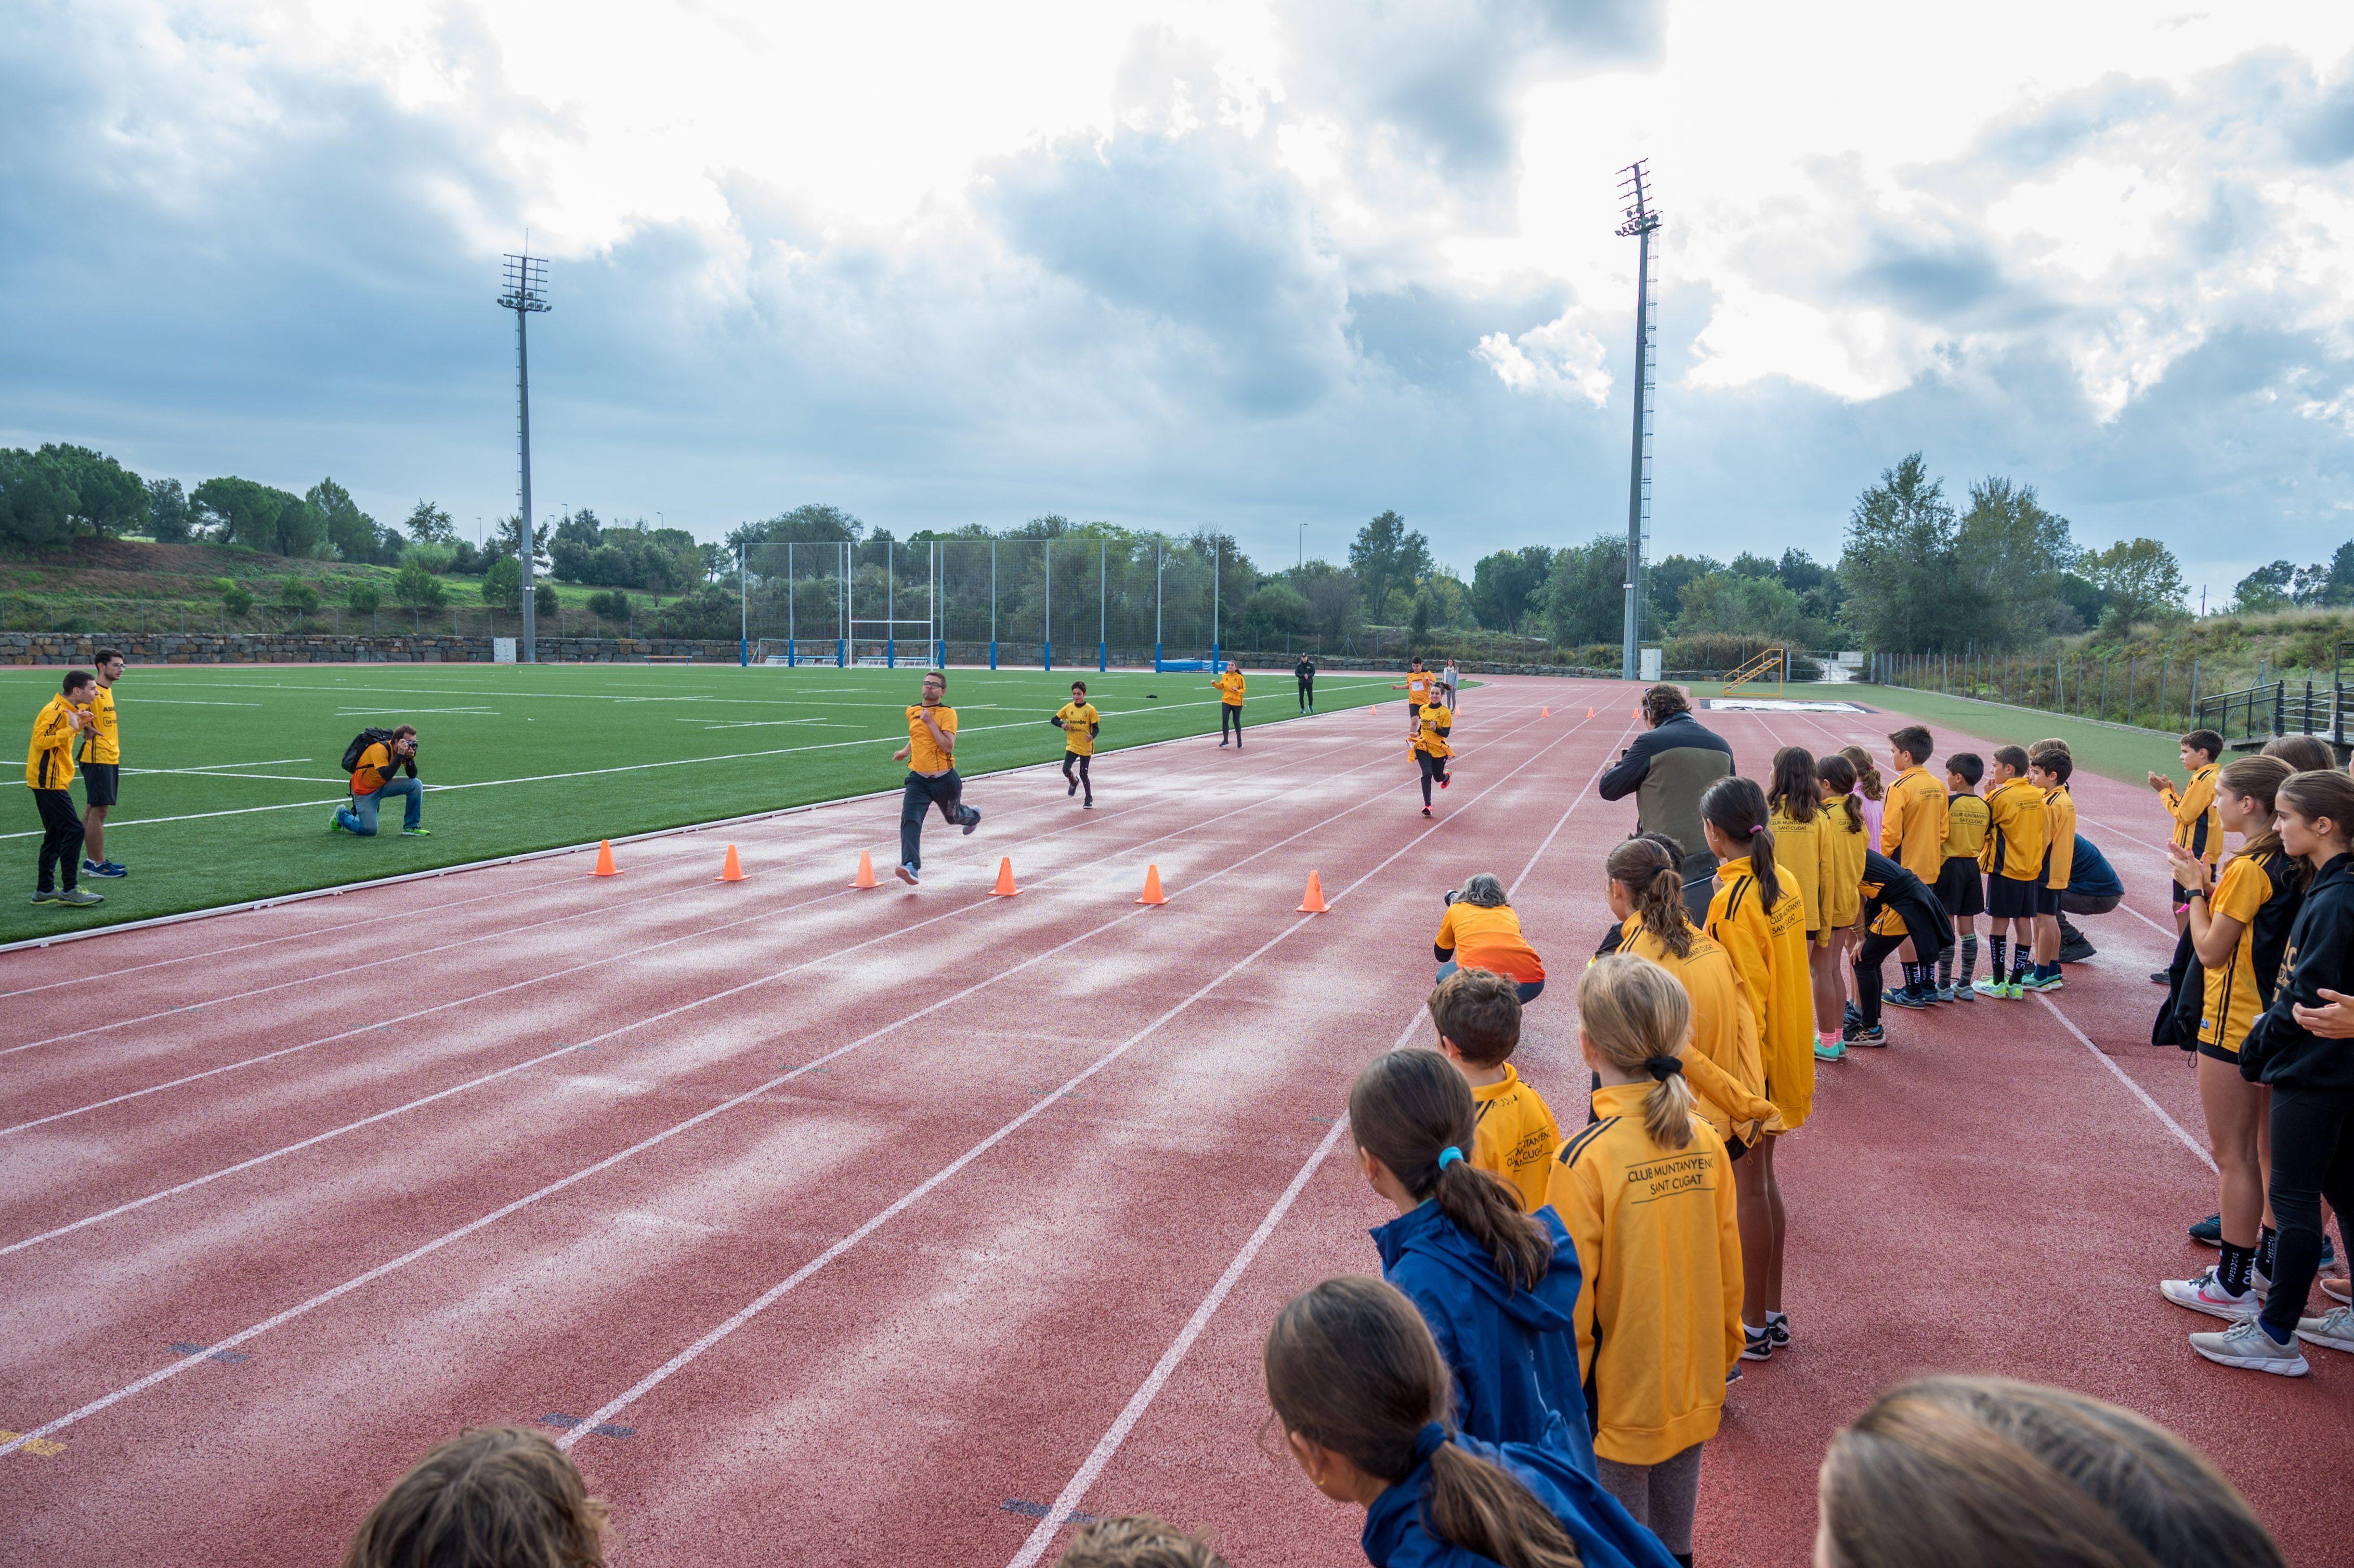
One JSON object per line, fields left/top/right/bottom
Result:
{"left": 0, "top": 717, "right": 1531, "bottom": 1455}
{"left": 1003, "top": 717, "right": 1626, "bottom": 1560}
{"left": 112, "top": 699, "right": 262, "bottom": 707}
{"left": 0, "top": 729, "right": 1440, "bottom": 1244}
{"left": 551, "top": 701, "right": 1585, "bottom": 1451}
{"left": 0, "top": 717, "right": 1387, "bottom": 1054}
{"left": 2032, "top": 992, "right": 2217, "bottom": 1174}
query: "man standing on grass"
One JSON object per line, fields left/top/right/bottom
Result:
{"left": 78, "top": 647, "right": 126, "bottom": 879}
{"left": 333, "top": 725, "right": 427, "bottom": 837}
{"left": 893, "top": 669, "right": 979, "bottom": 884}
{"left": 28, "top": 670, "right": 103, "bottom": 907}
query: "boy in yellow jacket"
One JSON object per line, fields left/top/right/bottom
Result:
{"left": 1973, "top": 745, "right": 2047, "bottom": 1000}
{"left": 1878, "top": 724, "right": 1948, "bottom": 1007}
{"left": 2027, "top": 743, "right": 2076, "bottom": 993}
{"left": 1428, "top": 966, "right": 1557, "bottom": 1214}
{"left": 27, "top": 670, "right": 103, "bottom": 907}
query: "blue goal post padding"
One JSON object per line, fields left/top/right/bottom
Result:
{"left": 1156, "top": 658, "right": 1219, "bottom": 672}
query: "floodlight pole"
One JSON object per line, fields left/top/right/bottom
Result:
{"left": 738, "top": 542, "right": 748, "bottom": 665}
{"left": 496, "top": 251, "right": 551, "bottom": 663}
{"left": 1615, "top": 162, "right": 1662, "bottom": 684}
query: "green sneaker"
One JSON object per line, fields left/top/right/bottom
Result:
{"left": 1813, "top": 1037, "right": 1847, "bottom": 1062}
{"left": 401, "top": 827, "right": 432, "bottom": 837}
{"left": 2026, "top": 971, "right": 2063, "bottom": 992}
{"left": 329, "top": 809, "right": 351, "bottom": 833}
{"left": 1970, "top": 977, "right": 2010, "bottom": 1000}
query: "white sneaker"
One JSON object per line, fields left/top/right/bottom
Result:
{"left": 2161, "top": 1266, "right": 2260, "bottom": 1321}
{"left": 2189, "top": 1318, "right": 2309, "bottom": 1376}
{"left": 2296, "top": 1304, "right": 2354, "bottom": 1353}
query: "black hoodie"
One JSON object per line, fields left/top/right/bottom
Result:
{"left": 2241, "top": 852, "right": 2354, "bottom": 1090}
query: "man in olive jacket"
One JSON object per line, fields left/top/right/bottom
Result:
{"left": 1599, "top": 684, "right": 1736, "bottom": 920}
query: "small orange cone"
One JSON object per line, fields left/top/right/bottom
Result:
{"left": 717, "top": 844, "right": 746, "bottom": 882}
{"left": 850, "top": 850, "right": 878, "bottom": 888}
{"left": 1541, "top": 705, "right": 1548, "bottom": 717}
{"left": 1297, "top": 870, "right": 1328, "bottom": 913}
{"left": 989, "top": 857, "right": 1021, "bottom": 896}
{"left": 1587, "top": 705, "right": 1596, "bottom": 717}
{"left": 591, "top": 840, "right": 619, "bottom": 877}
{"left": 1137, "top": 865, "right": 1167, "bottom": 905}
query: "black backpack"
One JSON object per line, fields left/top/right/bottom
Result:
{"left": 342, "top": 727, "right": 398, "bottom": 773}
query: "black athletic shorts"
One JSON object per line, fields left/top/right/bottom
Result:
{"left": 2035, "top": 883, "right": 2062, "bottom": 916}
{"left": 2196, "top": 1040, "right": 2244, "bottom": 1066}
{"left": 80, "top": 763, "right": 119, "bottom": 808}
{"left": 1933, "top": 857, "right": 1984, "bottom": 918}
{"left": 1986, "top": 872, "right": 2039, "bottom": 920}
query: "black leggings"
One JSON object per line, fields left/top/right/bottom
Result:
{"left": 1852, "top": 930, "right": 1906, "bottom": 1025}
{"left": 1298, "top": 677, "right": 1313, "bottom": 711}
{"left": 898, "top": 769, "right": 967, "bottom": 871}
{"left": 34, "top": 787, "right": 83, "bottom": 893}
{"left": 1418, "top": 751, "right": 1449, "bottom": 805}
{"left": 1062, "top": 751, "right": 1091, "bottom": 800}
{"left": 1220, "top": 705, "right": 1243, "bottom": 743}
{"left": 2263, "top": 1085, "right": 2354, "bottom": 1338}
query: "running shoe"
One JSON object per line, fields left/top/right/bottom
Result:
{"left": 2189, "top": 1213, "right": 2222, "bottom": 1247}
{"left": 1842, "top": 1001, "right": 1862, "bottom": 1030}
{"left": 2057, "top": 937, "right": 2097, "bottom": 963}
{"left": 401, "top": 827, "right": 432, "bottom": 837}
{"left": 1843, "top": 1022, "right": 1887, "bottom": 1048}
{"left": 962, "top": 807, "right": 982, "bottom": 835}
{"left": 1970, "top": 976, "right": 2012, "bottom": 1000}
{"left": 2325, "top": 1276, "right": 2350, "bottom": 1305}
{"left": 1421, "top": 806, "right": 1433, "bottom": 817}
{"left": 1953, "top": 977, "right": 1978, "bottom": 999}
{"left": 1813, "top": 1037, "right": 1848, "bottom": 1063}
{"left": 30, "top": 889, "right": 59, "bottom": 904}
{"left": 2151, "top": 970, "right": 2169, "bottom": 985}
{"left": 1886, "top": 986, "right": 1934, "bottom": 1011}
{"left": 2162, "top": 1266, "right": 2261, "bottom": 1321}
{"left": 895, "top": 862, "right": 919, "bottom": 885}
{"left": 1082, "top": 799, "right": 1094, "bottom": 809}
{"left": 2298, "top": 1305, "right": 2354, "bottom": 1353}
{"left": 82, "top": 858, "right": 125, "bottom": 878}
{"left": 1766, "top": 1314, "right": 1791, "bottom": 1349}
{"left": 330, "top": 810, "right": 352, "bottom": 833}
{"left": 1741, "top": 1325, "right": 1772, "bottom": 1362}
{"left": 1067, "top": 777, "right": 1078, "bottom": 797}
{"left": 1438, "top": 774, "right": 1449, "bottom": 789}
{"left": 2024, "top": 971, "right": 2063, "bottom": 992}
{"left": 1931, "top": 983, "right": 1956, "bottom": 1003}
{"left": 2189, "top": 1318, "right": 2308, "bottom": 1375}
{"left": 54, "top": 887, "right": 103, "bottom": 907}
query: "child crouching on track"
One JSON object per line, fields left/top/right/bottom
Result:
{"left": 1350, "top": 1049, "right": 1595, "bottom": 1470}
{"left": 1265, "top": 1276, "right": 1679, "bottom": 1568}
{"left": 1814, "top": 754, "right": 1869, "bottom": 1055}
{"left": 1698, "top": 776, "right": 1811, "bottom": 1363}
{"left": 1428, "top": 966, "right": 1558, "bottom": 1213}
{"left": 1549, "top": 955, "right": 1742, "bottom": 1567}
{"left": 343, "top": 1426, "right": 609, "bottom": 1568}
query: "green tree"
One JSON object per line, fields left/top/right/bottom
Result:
{"left": 1409, "top": 586, "right": 1433, "bottom": 646}
{"left": 482, "top": 555, "right": 522, "bottom": 609}
{"left": 45, "top": 445, "right": 148, "bottom": 537}
{"left": 1836, "top": 453, "right": 1960, "bottom": 653}
{"left": 1543, "top": 533, "right": 1629, "bottom": 647}
{"left": 1951, "top": 476, "right": 2075, "bottom": 646}
{"left": 2082, "top": 538, "right": 2187, "bottom": 631}
{"left": 147, "top": 477, "right": 192, "bottom": 543}
{"left": 537, "top": 581, "right": 559, "bottom": 620}
{"left": 1674, "top": 572, "right": 1814, "bottom": 642}
{"left": 345, "top": 579, "right": 383, "bottom": 614}
{"left": 278, "top": 578, "right": 321, "bottom": 614}
{"left": 728, "top": 503, "right": 865, "bottom": 551}
{"left": 1643, "top": 554, "right": 1723, "bottom": 631}
{"left": 393, "top": 560, "right": 447, "bottom": 610}
{"left": 587, "top": 589, "right": 631, "bottom": 622}
{"left": 1349, "top": 509, "right": 1431, "bottom": 621}
{"left": 2321, "top": 541, "right": 2354, "bottom": 607}
{"left": 193, "top": 476, "right": 320, "bottom": 555}
{"left": 1471, "top": 545, "right": 1553, "bottom": 634}
{"left": 0, "top": 447, "right": 80, "bottom": 549}
{"left": 492, "top": 513, "right": 552, "bottom": 572}
{"left": 403, "top": 500, "right": 455, "bottom": 545}
{"left": 307, "top": 478, "right": 385, "bottom": 563}
{"left": 219, "top": 581, "right": 255, "bottom": 619}
{"left": 2232, "top": 560, "right": 2298, "bottom": 615}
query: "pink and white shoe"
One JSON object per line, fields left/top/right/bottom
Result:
{"left": 2162, "top": 1266, "right": 2261, "bottom": 1322}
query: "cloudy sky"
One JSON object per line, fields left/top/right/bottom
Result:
{"left": 6, "top": 1, "right": 2353, "bottom": 597}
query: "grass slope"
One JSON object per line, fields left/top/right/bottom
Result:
{"left": 3, "top": 663, "right": 1410, "bottom": 943}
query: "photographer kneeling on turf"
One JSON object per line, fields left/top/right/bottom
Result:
{"left": 333, "top": 725, "right": 427, "bottom": 837}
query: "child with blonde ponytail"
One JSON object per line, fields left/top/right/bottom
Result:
{"left": 1265, "top": 1276, "right": 1679, "bottom": 1568}
{"left": 1547, "top": 956, "right": 1742, "bottom": 1567}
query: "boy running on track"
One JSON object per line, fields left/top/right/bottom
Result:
{"left": 1051, "top": 681, "right": 1100, "bottom": 807}
{"left": 28, "top": 670, "right": 102, "bottom": 907}
{"left": 1394, "top": 658, "right": 1434, "bottom": 737}
{"left": 1411, "top": 699, "right": 1453, "bottom": 816}
{"left": 893, "top": 670, "right": 979, "bottom": 884}
{"left": 78, "top": 647, "right": 126, "bottom": 878}
{"left": 1211, "top": 662, "right": 1245, "bottom": 748}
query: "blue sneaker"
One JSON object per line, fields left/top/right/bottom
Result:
{"left": 2189, "top": 1213, "right": 2222, "bottom": 1247}
{"left": 1932, "top": 983, "right": 1956, "bottom": 1003}
{"left": 1844, "top": 1022, "right": 1887, "bottom": 1048}
{"left": 82, "top": 858, "right": 126, "bottom": 879}
{"left": 961, "top": 807, "right": 982, "bottom": 836}
{"left": 1886, "top": 986, "right": 1934, "bottom": 1011}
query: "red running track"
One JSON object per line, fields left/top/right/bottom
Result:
{"left": 0, "top": 679, "right": 2342, "bottom": 1567}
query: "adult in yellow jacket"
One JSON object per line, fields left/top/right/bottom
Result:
{"left": 27, "top": 670, "right": 102, "bottom": 907}
{"left": 1211, "top": 662, "right": 1246, "bottom": 747}
{"left": 1549, "top": 955, "right": 1742, "bottom": 1562}
{"left": 76, "top": 647, "right": 126, "bottom": 878}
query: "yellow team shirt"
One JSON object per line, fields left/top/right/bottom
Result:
{"left": 2162, "top": 763, "right": 2224, "bottom": 864}
{"left": 1550, "top": 1085, "right": 1743, "bottom": 1466}
{"left": 1979, "top": 777, "right": 2048, "bottom": 882}
{"left": 905, "top": 703, "right": 959, "bottom": 774}
{"left": 1767, "top": 805, "right": 1829, "bottom": 933}
{"left": 1055, "top": 701, "right": 1100, "bottom": 757}
{"left": 82, "top": 682, "right": 120, "bottom": 766}
{"left": 1880, "top": 765, "right": 1948, "bottom": 883}
{"left": 1469, "top": 1066, "right": 1560, "bottom": 1215}
{"left": 1941, "top": 792, "right": 1989, "bottom": 863}
{"left": 1615, "top": 919, "right": 1780, "bottom": 1145}
{"left": 2200, "top": 849, "right": 2290, "bottom": 1055}
{"left": 1817, "top": 800, "right": 1867, "bottom": 929}
{"left": 1404, "top": 671, "right": 1433, "bottom": 707}
{"left": 1436, "top": 901, "right": 1543, "bottom": 983}
{"left": 27, "top": 695, "right": 85, "bottom": 791}
{"left": 1412, "top": 703, "right": 1454, "bottom": 760}
{"left": 1214, "top": 672, "right": 1245, "bottom": 707}
{"left": 1707, "top": 864, "right": 1814, "bottom": 1132}
{"left": 2043, "top": 785, "right": 2077, "bottom": 890}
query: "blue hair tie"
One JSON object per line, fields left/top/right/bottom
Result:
{"left": 1414, "top": 1421, "right": 1449, "bottom": 1464}
{"left": 1436, "top": 1146, "right": 1464, "bottom": 1170}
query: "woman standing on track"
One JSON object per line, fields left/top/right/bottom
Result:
{"left": 1410, "top": 700, "right": 1454, "bottom": 817}
{"left": 1212, "top": 662, "right": 1246, "bottom": 748}
{"left": 2161, "top": 756, "right": 2304, "bottom": 1328}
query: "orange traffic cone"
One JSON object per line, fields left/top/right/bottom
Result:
{"left": 1587, "top": 705, "right": 1596, "bottom": 718}
{"left": 1137, "top": 865, "right": 1168, "bottom": 905}
{"left": 989, "top": 857, "right": 1021, "bottom": 896}
{"left": 850, "top": 850, "right": 878, "bottom": 889}
{"left": 717, "top": 844, "right": 746, "bottom": 882}
{"left": 1541, "top": 705, "right": 1548, "bottom": 717}
{"left": 591, "top": 840, "right": 620, "bottom": 877}
{"left": 1297, "top": 870, "right": 1328, "bottom": 913}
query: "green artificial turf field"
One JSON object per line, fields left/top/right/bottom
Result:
{"left": 2, "top": 662, "right": 1410, "bottom": 943}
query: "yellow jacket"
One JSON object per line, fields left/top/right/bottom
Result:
{"left": 1880, "top": 765, "right": 1948, "bottom": 882}
{"left": 82, "top": 682, "right": 119, "bottom": 765}
{"left": 1817, "top": 799, "right": 1867, "bottom": 929}
{"left": 1978, "top": 777, "right": 2047, "bottom": 881}
{"left": 1214, "top": 672, "right": 1245, "bottom": 706}
{"left": 1469, "top": 1065, "right": 1560, "bottom": 1215}
{"left": 27, "top": 695, "right": 85, "bottom": 791}
{"left": 1768, "top": 805, "right": 1831, "bottom": 933}
{"left": 2043, "top": 786, "right": 2076, "bottom": 889}
{"left": 1615, "top": 920, "right": 1782, "bottom": 1145}
{"left": 1707, "top": 863, "right": 1814, "bottom": 1131}
{"left": 1941, "top": 792, "right": 1989, "bottom": 862}
{"left": 1548, "top": 1083, "right": 1743, "bottom": 1465}
{"left": 2162, "top": 764, "right": 2221, "bottom": 864}
{"left": 1411, "top": 703, "right": 1453, "bottom": 759}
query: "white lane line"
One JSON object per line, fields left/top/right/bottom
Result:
{"left": 553, "top": 700, "right": 1597, "bottom": 1449}
{"left": 0, "top": 709, "right": 1564, "bottom": 1456}
{"left": 2033, "top": 993, "right": 2216, "bottom": 1174}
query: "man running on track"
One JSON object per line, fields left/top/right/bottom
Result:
{"left": 1296, "top": 654, "right": 1316, "bottom": 713}
{"left": 894, "top": 669, "right": 980, "bottom": 884}
{"left": 1393, "top": 658, "right": 1433, "bottom": 738}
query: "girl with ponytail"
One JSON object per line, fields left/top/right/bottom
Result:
{"left": 1349, "top": 1050, "right": 1596, "bottom": 1473}
{"left": 1547, "top": 956, "right": 1742, "bottom": 1567}
{"left": 1839, "top": 743, "right": 1886, "bottom": 845}
{"left": 1697, "top": 776, "right": 1814, "bottom": 1364}
{"left": 1265, "top": 1276, "right": 1679, "bottom": 1568}
{"left": 1815, "top": 754, "right": 1871, "bottom": 1049}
